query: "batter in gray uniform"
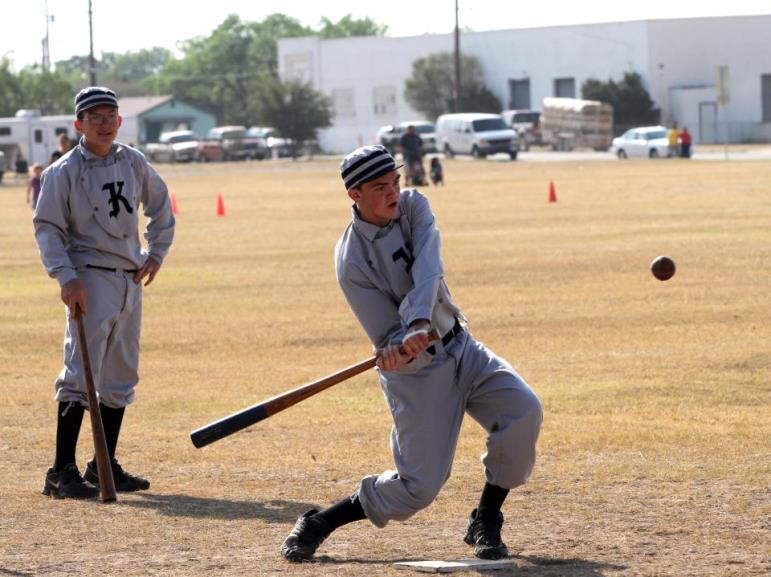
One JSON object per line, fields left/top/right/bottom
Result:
{"left": 34, "top": 86, "right": 175, "bottom": 499}
{"left": 280, "top": 145, "right": 542, "bottom": 561}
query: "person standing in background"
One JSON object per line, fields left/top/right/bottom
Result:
{"left": 26, "top": 163, "right": 44, "bottom": 209}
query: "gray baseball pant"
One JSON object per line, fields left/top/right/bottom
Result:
{"left": 359, "top": 330, "right": 543, "bottom": 528}
{"left": 54, "top": 267, "right": 142, "bottom": 409}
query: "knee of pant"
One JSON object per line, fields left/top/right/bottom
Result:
{"left": 97, "top": 388, "right": 135, "bottom": 409}
{"left": 402, "top": 477, "right": 442, "bottom": 512}
{"left": 528, "top": 392, "right": 544, "bottom": 430}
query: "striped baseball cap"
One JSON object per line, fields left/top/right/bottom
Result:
{"left": 74, "top": 86, "right": 118, "bottom": 115}
{"left": 340, "top": 144, "right": 402, "bottom": 190}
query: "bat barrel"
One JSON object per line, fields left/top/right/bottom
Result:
{"left": 190, "top": 403, "right": 269, "bottom": 448}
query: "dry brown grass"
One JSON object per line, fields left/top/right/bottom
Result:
{"left": 1, "top": 156, "right": 769, "bottom": 576}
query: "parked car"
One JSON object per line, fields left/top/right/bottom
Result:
{"left": 376, "top": 125, "right": 399, "bottom": 153}
{"left": 376, "top": 120, "right": 437, "bottom": 154}
{"left": 435, "top": 113, "right": 519, "bottom": 159}
{"left": 144, "top": 130, "right": 200, "bottom": 163}
{"left": 198, "top": 126, "right": 250, "bottom": 162}
{"left": 0, "top": 149, "right": 6, "bottom": 183}
{"left": 247, "top": 127, "right": 293, "bottom": 158}
{"left": 501, "top": 109, "right": 541, "bottom": 150}
{"left": 611, "top": 126, "right": 670, "bottom": 159}
{"left": 242, "top": 128, "right": 269, "bottom": 160}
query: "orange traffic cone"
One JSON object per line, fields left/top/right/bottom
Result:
{"left": 171, "top": 192, "right": 179, "bottom": 215}
{"left": 216, "top": 193, "right": 226, "bottom": 217}
{"left": 548, "top": 181, "right": 558, "bottom": 203}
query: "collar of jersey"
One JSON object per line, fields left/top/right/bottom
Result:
{"left": 351, "top": 204, "right": 402, "bottom": 241}
{"left": 77, "top": 140, "right": 123, "bottom": 161}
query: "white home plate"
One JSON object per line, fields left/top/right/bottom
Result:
{"left": 393, "top": 559, "right": 517, "bottom": 573}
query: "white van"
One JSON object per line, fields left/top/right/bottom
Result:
{"left": 435, "top": 113, "right": 519, "bottom": 159}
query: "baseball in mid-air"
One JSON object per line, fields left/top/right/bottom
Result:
{"left": 650, "top": 256, "right": 676, "bottom": 281}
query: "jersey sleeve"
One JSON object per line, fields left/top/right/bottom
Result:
{"left": 397, "top": 190, "right": 444, "bottom": 326}
{"left": 140, "top": 160, "right": 175, "bottom": 263}
{"left": 335, "top": 231, "right": 403, "bottom": 349}
{"left": 33, "top": 166, "right": 78, "bottom": 287}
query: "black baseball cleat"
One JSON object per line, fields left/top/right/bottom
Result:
{"left": 464, "top": 508, "right": 509, "bottom": 560}
{"left": 84, "top": 459, "right": 150, "bottom": 492}
{"left": 280, "top": 509, "right": 332, "bottom": 562}
{"left": 42, "top": 463, "right": 99, "bottom": 499}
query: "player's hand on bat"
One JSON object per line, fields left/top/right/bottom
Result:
{"left": 61, "top": 278, "right": 88, "bottom": 318}
{"left": 376, "top": 344, "right": 414, "bottom": 372}
{"left": 376, "top": 320, "right": 432, "bottom": 371}
{"left": 401, "top": 319, "right": 432, "bottom": 358}
{"left": 133, "top": 257, "right": 161, "bottom": 286}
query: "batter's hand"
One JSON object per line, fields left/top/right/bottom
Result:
{"left": 61, "top": 278, "right": 88, "bottom": 318}
{"left": 376, "top": 344, "right": 414, "bottom": 372}
{"left": 376, "top": 320, "right": 432, "bottom": 371}
{"left": 133, "top": 257, "right": 161, "bottom": 286}
{"left": 401, "top": 319, "right": 432, "bottom": 358}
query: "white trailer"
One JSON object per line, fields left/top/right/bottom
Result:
{"left": 0, "top": 110, "right": 138, "bottom": 169}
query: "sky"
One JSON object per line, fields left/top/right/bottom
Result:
{"left": 2, "top": 0, "right": 769, "bottom": 71}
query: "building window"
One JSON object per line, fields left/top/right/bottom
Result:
{"left": 284, "top": 53, "right": 312, "bottom": 84}
{"left": 373, "top": 86, "right": 397, "bottom": 116}
{"left": 508, "top": 79, "right": 530, "bottom": 109}
{"left": 333, "top": 88, "right": 356, "bottom": 118}
{"left": 762, "top": 74, "right": 771, "bottom": 122}
{"left": 554, "top": 77, "right": 575, "bottom": 98}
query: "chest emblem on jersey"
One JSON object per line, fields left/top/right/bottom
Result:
{"left": 392, "top": 244, "right": 415, "bottom": 273}
{"left": 102, "top": 181, "right": 134, "bottom": 218}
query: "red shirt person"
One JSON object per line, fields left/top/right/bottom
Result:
{"left": 679, "top": 127, "right": 692, "bottom": 158}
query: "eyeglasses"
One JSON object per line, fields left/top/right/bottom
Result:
{"left": 84, "top": 112, "right": 119, "bottom": 125}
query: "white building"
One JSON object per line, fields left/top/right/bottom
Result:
{"left": 278, "top": 14, "right": 771, "bottom": 153}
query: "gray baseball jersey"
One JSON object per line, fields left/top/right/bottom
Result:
{"left": 335, "top": 189, "right": 542, "bottom": 528}
{"left": 34, "top": 139, "right": 175, "bottom": 407}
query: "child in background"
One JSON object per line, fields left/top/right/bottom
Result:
{"left": 27, "top": 163, "right": 44, "bottom": 209}
{"left": 430, "top": 157, "right": 444, "bottom": 186}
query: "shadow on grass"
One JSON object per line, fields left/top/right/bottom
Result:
{"left": 506, "top": 555, "right": 627, "bottom": 576}
{"left": 316, "top": 555, "right": 627, "bottom": 575}
{"left": 0, "top": 569, "right": 35, "bottom": 577}
{"left": 122, "top": 492, "right": 316, "bottom": 522}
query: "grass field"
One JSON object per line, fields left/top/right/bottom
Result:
{"left": 0, "top": 156, "right": 769, "bottom": 576}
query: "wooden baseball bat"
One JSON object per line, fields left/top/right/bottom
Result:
{"left": 190, "top": 329, "right": 440, "bottom": 449}
{"left": 75, "top": 306, "right": 117, "bottom": 502}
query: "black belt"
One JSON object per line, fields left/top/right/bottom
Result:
{"left": 427, "top": 318, "right": 463, "bottom": 355}
{"left": 441, "top": 317, "right": 463, "bottom": 346}
{"left": 85, "top": 264, "right": 139, "bottom": 273}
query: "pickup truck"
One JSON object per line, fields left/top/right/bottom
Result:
{"left": 144, "top": 130, "right": 200, "bottom": 163}
{"left": 199, "top": 126, "right": 252, "bottom": 162}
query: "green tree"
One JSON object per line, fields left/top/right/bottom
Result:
{"left": 0, "top": 59, "right": 24, "bottom": 116}
{"left": 0, "top": 61, "right": 73, "bottom": 115}
{"left": 153, "top": 14, "right": 313, "bottom": 123}
{"left": 53, "top": 48, "right": 172, "bottom": 96}
{"left": 404, "top": 52, "right": 501, "bottom": 120}
{"left": 16, "top": 68, "right": 74, "bottom": 114}
{"left": 318, "top": 15, "right": 388, "bottom": 38}
{"left": 582, "top": 72, "right": 660, "bottom": 133}
{"left": 256, "top": 78, "right": 332, "bottom": 158}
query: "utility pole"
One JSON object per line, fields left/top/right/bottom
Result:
{"left": 88, "top": 0, "right": 97, "bottom": 84}
{"left": 42, "top": 0, "right": 51, "bottom": 71}
{"left": 454, "top": 0, "right": 461, "bottom": 112}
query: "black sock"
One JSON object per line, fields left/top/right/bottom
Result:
{"left": 315, "top": 493, "right": 366, "bottom": 531}
{"left": 98, "top": 403, "right": 125, "bottom": 461}
{"left": 54, "top": 401, "right": 85, "bottom": 471}
{"left": 477, "top": 482, "right": 509, "bottom": 517}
